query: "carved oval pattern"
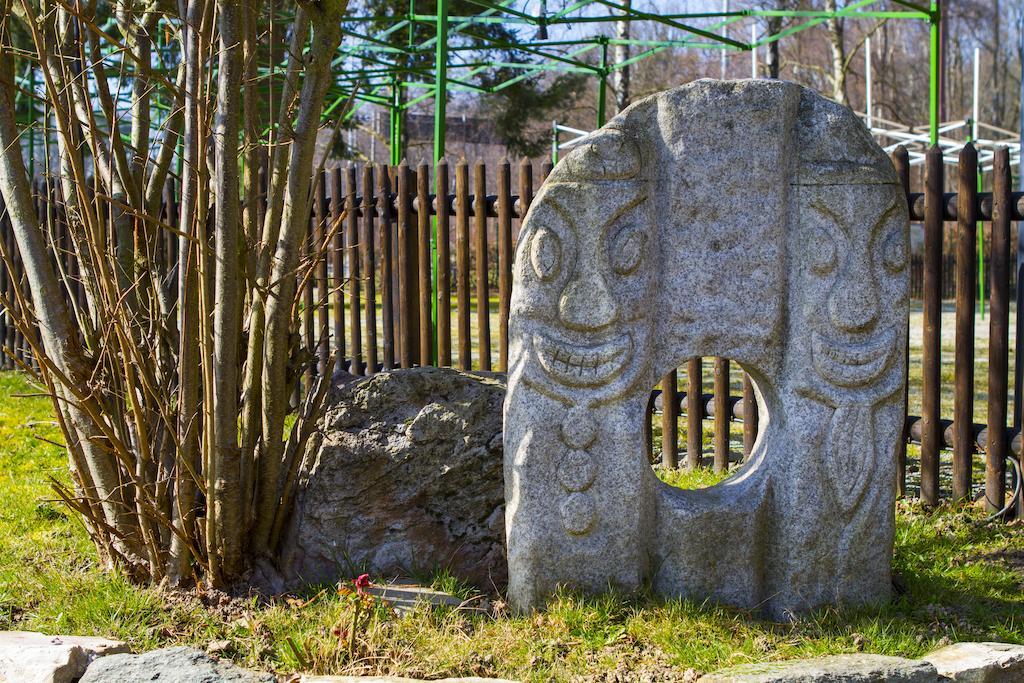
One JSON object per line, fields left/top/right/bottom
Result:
{"left": 560, "top": 492, "right": 596, "bottom": 535}
{"left": 558, "top": 450, "right": 597, "bottom": 492}
{"left": 530, "top": 228, "right": 562, "bottom": 281}
{"left": 882, "top": 227, "right": 908, "bottom": 273}
{"left": 560, "top": 408, "right": 597, "bottom": 449}
{"left": 609, "top": 224, "right": 647, "bottom": 275}
{"left": 809, "top": 228, "right": 838, "bottom": 275}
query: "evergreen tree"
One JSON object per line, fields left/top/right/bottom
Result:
{"left": 356, "top": 0, "right": 585, "bottom": 156}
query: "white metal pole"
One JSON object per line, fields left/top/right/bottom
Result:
{"left": 972, "top": 46, "right": 980, "bottom": 141}
{"left": 720, "top": 0, "right": 729, "bottom": 79}
{"left": 865, "top": 37, "right": 872, "bottom": 130}
{"left": 751, "top": 24, "right": 757, "bottom": 78}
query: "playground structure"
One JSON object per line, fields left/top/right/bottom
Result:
{"left": 11, "top": 2, "right": 952, "bottom": 335}
{"left": 326, "top": 0, "right": 945, "bottom": 166}
{"left": 321, "top": 0, "right": 949, "bottom": 382}
{"left": 11, "top": 3, "right": 950, "bottom": 171}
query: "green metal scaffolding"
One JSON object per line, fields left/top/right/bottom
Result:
{"left": 322, "top": 0, "right": 940, "bottom": 361}
{"left": 10, "top": 1, "right": 943, "bottom": 363}
{"left": 325, "top": 0, "right": 941, "bottom": 165}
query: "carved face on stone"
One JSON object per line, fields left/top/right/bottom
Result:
{"left": 505, "top": 80, "right": 910, "bottom": 619}
{"left": 795, "top": 184, "right": 908, "bottom": 402}
{"left": 511, "top": 129, "right": 655, "bottom": 407}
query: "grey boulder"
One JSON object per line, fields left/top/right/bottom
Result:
{"left": 78, "top": 646, "right": 274, "bottom": 682}
{"left": 702, "top": 654, "right": 937, "bottom": 682}
{"left": 280, "top": 367, "right": 507, "bottom": 590}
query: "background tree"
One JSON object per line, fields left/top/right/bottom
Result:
{"left": 358, "top": 0, "right": 584, "bottom": 157}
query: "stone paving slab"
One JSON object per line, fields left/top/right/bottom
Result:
{"left": 364, "top": 584, "right": 477, "bottom": 616}
{"left": 0, "top": 630, "right": 128, "bottom": 683}
{"left": 923, "top": 641, "right": 1024, "bottom": 682}
{"left": 702, "top": 653, "right": 938, "bottom": 682}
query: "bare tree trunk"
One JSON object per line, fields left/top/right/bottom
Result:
{"left": 766, "top": 15, "right": 782, "bottom": 78}
{"left": 255, "top": 1, "right": 346, "bottom": 554}
{"left": 239, "top": 10, "right": 310, "bottom": 542}
{"left": 211, "top": 0, "right": 245, "bottom": 581}
{"left": 169, "top": 0, "right": 211, "bottom": 584}
{"left": 239, "top": 0, "right": 261, "bottom": 526}
{"left": 0, "top": 53, "right": 141, "bottom": 559}
{"left": 825, "top": 0, "right": 849, "bottom": 106}
{"left": 613, "top": 1, "right": 630, "bottom": 113}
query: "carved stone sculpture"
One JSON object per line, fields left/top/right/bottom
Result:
{"left": 504, "top": 79, "right": 909, "bottom": 619}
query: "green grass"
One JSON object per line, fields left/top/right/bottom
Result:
{"left": 0, "top": 371, "right": 1022, "bottom": 680}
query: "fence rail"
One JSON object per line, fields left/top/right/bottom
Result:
{"left": 2, "top": 147, "right": 1023, "bottom": 515}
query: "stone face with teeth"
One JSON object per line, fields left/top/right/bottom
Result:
{"left": 535, "top": 332, "right": 632, "bottom": 388}
{"left": 504, "top": 79, "right": 909, "bottom": 620}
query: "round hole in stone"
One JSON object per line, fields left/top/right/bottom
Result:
{"left": 645, "top": 357, "right": 761, "bottom": 490}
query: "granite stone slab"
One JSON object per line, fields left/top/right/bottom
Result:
{"left": 504, "top": 79, "right": 909, "bottom": 619}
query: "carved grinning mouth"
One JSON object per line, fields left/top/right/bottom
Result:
{"left": 533, "top": 331, "right": 632, "bottom": 387}
{"left": 811, "top": 327, "right": 897, "bottom": 388}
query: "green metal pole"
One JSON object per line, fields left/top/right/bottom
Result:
{"left": 390, "top": 77, "right": 402, "bottom": 166}
{"left": 928, "top": 1, "right": 940, "bottom": 145}
{"left": 431, "top": 0, "right": 449, "bottom": 364}
{"left": 433, "top": 1, "right": 448, "bottom": 164}
{"left": 597, "top": 40, "right": 608, "bottom": 127}
{"left": 551, "top": 120, "right": 558, "bottom": 164}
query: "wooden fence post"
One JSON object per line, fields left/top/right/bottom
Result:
{"left": 498, "top": 159, "right": 513, "bottom": 372}
{"left": 920, "top": 145, "right": 944, "bottom": 506}
{"left": 347, "top": 165, "right": 363, "bottom": 375}
{"left": 987, "top": 147, "right": 1011, "bottom": 514}
{"left": 686, "top": 358, "right": 702, "bottom": 469}
{"left": 361, "top": 164, "right": 378, "bottom": 374}
{"left": 714, "top": 357, "right": 729, "bottom": 473}
{"left": 455, "top": 160, "right": 472, "bottom": 370}
{"left": 661, "top": 370, "right": 678, "bottom": 468}
{"left": 473, "top": 160, "right": 491, "bottom": 371}
{"left": 315, "top": 173, "right": 329, "bottom": 377}
{"left": 377, "top": 165, "right": 395, "bottom": 371}
{"left": 330, "top": 167, "right": 346, "bottom": 372}
{"left": 397, "top": 161, "right": 414, "bottom": 368}
{"left": 437, "top": 158, "right": 452, "bottom": 367}
{"left": 953, "top": 144, "right": 978, "bottom": 502}
{"left": 417, "top": 162, "right": 434, "bottom": 365}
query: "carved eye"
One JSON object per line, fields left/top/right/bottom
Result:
{"left": 809, "top": 229, "right": 838, "bottom": 275}
{"left": 882, "top": 227, "right": 908, "bottom": 273}
{"left": 609, "top": 224, "right": 646, "bottom": 275}
{"left": 530, "top": 228, "right": 562, "bottom": 281}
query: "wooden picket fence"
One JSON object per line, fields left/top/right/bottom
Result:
{"left": 2, "top": 147, "right": 1023, "bottom": 514}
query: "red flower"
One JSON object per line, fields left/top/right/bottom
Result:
{"left": 354, "top": 573, "right": 371, "bottom": 595}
